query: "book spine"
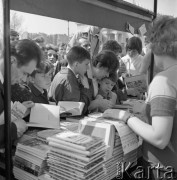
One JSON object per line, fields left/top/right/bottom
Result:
{"left": 14, "top": 161, "right": 42, "bottom": 176}
{"left": 14, "top": 156, "right": 41, "bottom": 172}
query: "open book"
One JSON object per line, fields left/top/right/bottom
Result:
{"left": 27, "top": 103, "right": 60, "bottom": 129}
{"left": 58, "top": 101, "right": 85, "bottom": 116}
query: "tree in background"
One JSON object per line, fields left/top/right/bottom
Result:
{"left": 10, "top": 11, "right": 24, "bottom": 33}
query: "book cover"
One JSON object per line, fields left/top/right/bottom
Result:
{"left": 124, "top": 74, "right": 147, "bottom": 94}
{"left": 28, "top": 103, "right": 60, "bottom": 129}
{"left": 78, "top": 119, "right": 115, "bottom": 160}
{"left": 58, "top": 101, "right": 85, "bottom": 116}
{"left": 47, "top": 131, "right": 102, "bottom": 151}
{"left": 17, "top": 138, "right": 50, "bottom": 157}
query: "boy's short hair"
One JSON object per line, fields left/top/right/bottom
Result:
{"left": 66, "top": 46, "right": 90, "bottom": 65}
{"left": 30, "top": 60, "right": 54, "bottom": 77}
{"left": 102, "top": 40, "right": 122, "bottom": 54}
{"left": 92, "top": 50, "right": 119, "bottom": 73}
{"left": 126, "top": 36, "right": 142, "bottom": 54}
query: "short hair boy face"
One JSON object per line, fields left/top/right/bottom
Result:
{"left": 67, "top": 46, "right": 91, "bottom": 76}
{"left": 75, "top": 59, "right": 90, "bottom": 77}
{"left": 99, "top": 77, "right": 116, "bottom": 93}
{"left": 30, "top": 60, "right": 53, "bottom": 90}
{"left": 32, "top": 70, "right": 53, "bottom": 90}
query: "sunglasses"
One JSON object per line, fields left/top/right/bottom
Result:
{"left": 48, "top": 53, "right": 57, "bottom": 58}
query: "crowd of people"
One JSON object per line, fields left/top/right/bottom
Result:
{"left": 0, "top": 15, "right": 177, "bottom": 179}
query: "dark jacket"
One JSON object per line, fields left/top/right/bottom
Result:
{"left": 11, "top": 83, "right": 32, "bottom": 103}
{"left": 49, "top": 67, "right": 94, "bottom": 115}
{"left": 0, "top": 81, "right": 17, "bottom": 148}
{"left": 28, "top": 82, "right": 49, "bottom": 104}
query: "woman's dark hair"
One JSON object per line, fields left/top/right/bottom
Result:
{"left": 11, "top": 39, "right": 42, "bottom": 68}
{"left": 126, "top": 36, "right": 142, "bottom": 54}
{"left": 92, "top": 50, "right": 119, "bottom": 73}
{"left": 30, "top": 60, "right": 54, "bottom": 77}
{"left": 102, "top": 40, "right": 122, "bottom": 54}
{"left": 67, "top": 46, "right": 90, "bottom": 65}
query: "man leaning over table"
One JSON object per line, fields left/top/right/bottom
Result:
{"left": 0, "top": 39, "right": 42, "bottom": 148}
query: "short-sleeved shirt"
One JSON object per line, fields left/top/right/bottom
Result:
{"left": 142, "top": 65, "right": 177, "bottom": 171}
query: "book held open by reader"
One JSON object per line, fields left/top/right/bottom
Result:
{"left": 58, "top": 101, "right": 85, "bottom": 116}
{"left": 27, "top": 103, "right": 60, "bottom": 129}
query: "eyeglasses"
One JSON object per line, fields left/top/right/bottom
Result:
{"left": 48, "top": 53, "right": 57, "bottom": 58}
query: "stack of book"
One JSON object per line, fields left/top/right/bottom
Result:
{"left": 47, "top": 131, "right": 106, "bottom": 180}
{"left": 78, "top": 116, "right": 139, "bottom": 180}
{"left": 116, "top": 122, "right": 138, "bottom": 165}
{"left": 13, "top": 138, "right": 51, "bottom": 180}
{"left": 103, "top": 131, "right": 123, "bottom": 180}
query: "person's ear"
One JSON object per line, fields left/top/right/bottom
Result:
{"left": 11, "top": 56, "right": 17, "bottom": 65}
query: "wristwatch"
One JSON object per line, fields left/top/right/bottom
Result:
{"left": 125, "top": 114, "right": 135, "bottom": 124}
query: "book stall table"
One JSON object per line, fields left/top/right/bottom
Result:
{"left": 12, "top": 99, "right": 145, "bottom": 180}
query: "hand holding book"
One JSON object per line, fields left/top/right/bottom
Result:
{"left": 13, "top": 119, "right": 28, "bottom": 138}
{"left": 102, "top": 109, "right": 131, "bottom": 123}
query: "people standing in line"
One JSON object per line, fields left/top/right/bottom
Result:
{"left": 0, "top": 39, "right": 42, "bottom": 147}
{"left": 103, "top": 15, "right": 177, "bottom": 179}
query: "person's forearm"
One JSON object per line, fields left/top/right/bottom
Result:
{"left": 127, "top": 116, "right": 167, "bottom": 149}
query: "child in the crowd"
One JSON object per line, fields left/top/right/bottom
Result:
{"left": 28, "top": 60, "right": 54, "bottom": 104}
{"left": 101, "top": 40, "right": 127, "bottom": 102}
{"left": 96, "top": 73, "right": 117, "bottom": 110}
{"left": 49, "top": 46, "right": 93, "bottom": 115}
